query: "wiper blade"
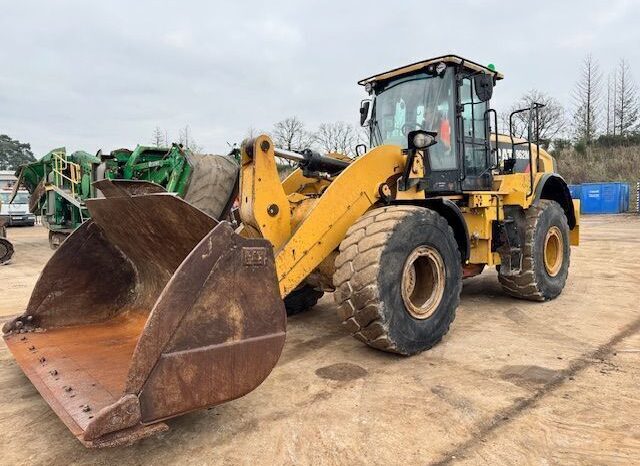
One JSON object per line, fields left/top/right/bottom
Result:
{"left": 371, "top": 119, "right": 383, "bottom": 146}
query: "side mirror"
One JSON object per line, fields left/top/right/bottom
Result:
{"left": 359, "top": 99, "right": 371, "bottom": 126}
{"left": 474, "top": 74, "right": 494, "bottom": 102}
{"left": 355, "top": 144, "right": 367, "bottom": 157}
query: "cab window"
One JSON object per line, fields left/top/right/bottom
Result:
{"left": 370, "top": 69, "right": 457, "bottom": 170}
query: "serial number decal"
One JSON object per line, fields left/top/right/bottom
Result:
{"left": 242, "top": 247, "right": 268, "bottom": 266}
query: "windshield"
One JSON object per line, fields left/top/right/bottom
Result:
{"left": 0, "top": 192, "right": 29, "bottom": 204}
{"left": 370, "top": 69, "right": 456, "bottom": 170}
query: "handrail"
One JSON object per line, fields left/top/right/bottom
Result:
{"left": 508, "top": 102, "right": 545, "bottom": 198}
{"left": 485, "top": 108, "right": 499, "bottom": 170}
{"left": 52, "top": 151, "right": 82, "bottom": 198}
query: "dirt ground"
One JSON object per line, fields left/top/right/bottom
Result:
{"left": 0, "top": 217, "right": 639, "bottom": 465}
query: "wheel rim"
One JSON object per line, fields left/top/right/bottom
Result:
{"left": 543, "top": 226, "right": 563, "bottom": 277}
{"left": 401, "top": 246, "right": 446, "bottom": 320}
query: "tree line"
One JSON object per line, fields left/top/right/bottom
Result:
{"left": 152, "top": 119, "right": 365, "bottom": 159}
{"left": 0, "top": 134, "right": 36, "bottom": 171}
{"left": 509, "top": 54, "right": 640, "bottom": 153}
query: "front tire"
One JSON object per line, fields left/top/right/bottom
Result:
{"left": 498, "top": 200, "right": 570, "bottom": 301}
{"left": 333, "top": 206, "right": 462, "bottom": 355}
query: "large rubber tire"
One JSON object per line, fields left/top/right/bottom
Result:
{"left": 0, "top": 238, "right": 14, "bottom": 264}
{"left": 49, "top": 231, "right": 69, "bottom": 250}
{"left": 498, "top": 200, "right": 570, "bottom": 301}
{"left": 183, "top": 154, "right": 239, "bottom": 220}
{"left": 284, "top": 285, "right": 324, "bottom": 316}
{"left": 333, "top": 206, "right": 462, "bottom": 355}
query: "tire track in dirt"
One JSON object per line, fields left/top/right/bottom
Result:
{"left": 430, "top": 314, "right": 640, "bottom": 466}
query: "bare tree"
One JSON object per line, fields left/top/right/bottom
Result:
{"left": 503, "top": 89, "right": 566, "bottom": 148}
{"left": 357, "top": 126, "right": 370, "bottom": 147}
{"left": 605, "top": 73, "right": 614, "bottom": 136}
{"left": 179, "top": 125, "right": 203, "bottom": 153}
{"left": 272, "top": 117, "right": 313, "bottom": 151}
{"left": 571, "top": 54, "right": 602, "bottom": 145}
{"left": 312, "top": 122, "right": 359, "bottom": 156}
{"left": 152, "top": 126, "right": 165, "bottom": 147}
{"left": 245, "top": 126, "right": 258, "bottom": 140}
{"left": 614, "top": 58, "right": 639, "bottom": 136}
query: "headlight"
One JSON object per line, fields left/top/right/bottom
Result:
{"left": 412, "top": 132, "right": 435, "bottom": 149}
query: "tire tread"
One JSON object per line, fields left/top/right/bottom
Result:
{"left": 333, "top": 206, "right": 460, "bottom": 354}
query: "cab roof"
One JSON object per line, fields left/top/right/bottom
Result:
{"left": 358, "top": 54, "right": 504, "bottom": 86}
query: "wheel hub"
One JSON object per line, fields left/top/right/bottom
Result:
{"left": 401, "top": 245, "right": 446, "bottom": 320}
{"left": 543, "top": 225, "right": 563, "bottom": 277}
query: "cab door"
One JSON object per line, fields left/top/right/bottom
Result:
{"left": 458, "top": 75, "right": 493, "bottom": 191}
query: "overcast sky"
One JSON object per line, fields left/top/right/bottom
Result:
{"left": 1, "top": 0, "right": 639, "bottom": 156}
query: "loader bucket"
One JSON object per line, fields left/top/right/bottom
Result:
{"left": 2, "top": 181, "right": 285, "bottom": 447}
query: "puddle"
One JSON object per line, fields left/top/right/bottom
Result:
{"left": 315, "top": 363, "right": 368, "bottom": 381}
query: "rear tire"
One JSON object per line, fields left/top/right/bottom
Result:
{"left": 284, "top": 285, "right": 324, "bottom": 316}
{"left": 183, "top": 153, "right": 239, "bottom": 220}
{"left": 333, "top": 206, "right": 462, "bottom": 355}
{"left": 498, "top": 200, "right": 570, "bottom": 301}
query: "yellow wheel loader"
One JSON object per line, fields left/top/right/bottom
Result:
{"left": 3, "top": 55, "right": 579, "bottom": 447}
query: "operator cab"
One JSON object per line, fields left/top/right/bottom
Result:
{"left": 359, "top": 55, "right": 503, "bottom": 193}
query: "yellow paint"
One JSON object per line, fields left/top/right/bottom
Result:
{"left": 570, "top": 200, "right": 580, "bottom": 246}
{"left": 238, "top": 134, "right": 579, "bottom": 298}
{"left": 395, "top": 151, "right": 427, "bottom": 201}
{"left": 239, "top": 136, "right": 291, "bottom": 250}
{"left": 281, "top": 168, "right": 328, "bottom": 196}
{"left": 460, "top": 196, "right": 499, "bottom": 265}
{"left": 274, "top": 144, "right": 407, "bottom": 295}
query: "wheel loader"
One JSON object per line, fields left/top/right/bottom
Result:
{"left": 3, "top": 55, "right": 579, "bottom": 447}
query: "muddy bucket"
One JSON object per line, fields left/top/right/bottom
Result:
{"left": 3, "top": 180, "right": 285, "bottom": 447}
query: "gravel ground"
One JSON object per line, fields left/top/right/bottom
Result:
{"left": 0, "top": 217, "right": 639, "bottom": 465}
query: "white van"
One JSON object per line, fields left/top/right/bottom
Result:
{"left": 0, "top": 190, "right": 36, "bottom": 226}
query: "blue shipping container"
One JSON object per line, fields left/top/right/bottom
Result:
{"left": 579, "top": 182, "right": 629, "bottom": 214}
{"left": 568, "top": 184, "right": 581, "bottom": 200}
{"left": 621, "top": 183, "right": 630, "bottom": 212}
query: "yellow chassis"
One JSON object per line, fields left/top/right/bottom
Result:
{"left": 239, "top": 135, "right": 579, "bottom": 297}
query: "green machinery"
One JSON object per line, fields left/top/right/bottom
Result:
{"left": 16, "top": 144, "right": 239, "bottom": 248}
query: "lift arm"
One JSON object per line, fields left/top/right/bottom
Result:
{"left": 239, "top": 135, "right": 411, "bottom": 296}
